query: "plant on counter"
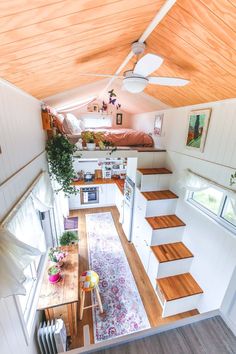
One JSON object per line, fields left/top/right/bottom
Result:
{"left": 48, "top": 265, "right": 61, "bottom": 283}
{"left": 46, "top": 133, "right": 78, "bottom": 195}
{"left": 48, "top": 247, "right": 67, "bottom": 263}
{"left": 59, "top": 231, "right": 78, "bottom": 246}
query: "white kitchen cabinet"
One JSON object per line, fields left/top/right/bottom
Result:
{"left": 115, "top": 185, "right": 124, "bottom": 216}
{"left": 68, "top": 186, "right": 81, "bottom": 210}
{"left": 105, "top": 183, "right": 116, "bottom": 205}
{"left": 98, "top": 184, "right": 106, "bottom": 205}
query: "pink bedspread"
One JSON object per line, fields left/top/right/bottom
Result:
{"left": 92, "top": 128, "right": 154, "bottom": 147}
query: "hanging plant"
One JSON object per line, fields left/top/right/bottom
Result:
{"left": 46, "top": 133, "right": 78, "bottom": 195}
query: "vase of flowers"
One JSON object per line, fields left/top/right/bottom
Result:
{"left": 48, "top": 247, "right": 67, "bottom": 267}
{"left": 48, "top": 265, "right": 61, "bottom": 283}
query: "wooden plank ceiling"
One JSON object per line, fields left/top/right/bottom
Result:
{"left": 0, "top": 0, "right": 235, "bottom": 107}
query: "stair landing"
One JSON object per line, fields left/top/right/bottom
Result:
{"left": 137, "top": 168, "right": 172, "bottom": 175}
{"left": 142, "top": 190, "right": 178, "bottom": 201}
{"left": 146, "top": 215, "right": 186, "bottom": 230}
{"left": 151, "top": 242, "right": 193, "bottom": 263}
{"left": 157, "top": 273, "right": 203, "bottom": 302}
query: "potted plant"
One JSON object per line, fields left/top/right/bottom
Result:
{"left": 48, "top": 265, "right": 61, "bottom": 283}
{"left": 48, "top": 247, "right": 67, "bottom": 267}
{"left": 82, "top": 131, "right": 104, "bottom": 151}
{"left": 60, "top": 231, "right": 78, "bottom": 247}
{"left": 46, "top": 133, "right": 78, "bottom": 195}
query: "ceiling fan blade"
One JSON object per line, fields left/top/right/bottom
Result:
{"left": 134, "top": 53, "right": 163, "bottom": 77}
{"left": 77, "top": 73, "right": 122, "bottom": 78}
{"left": 148, "top": 77, "right": 190, "bottom": 86}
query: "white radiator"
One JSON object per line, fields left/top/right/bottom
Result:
{"left": 37, "top": 319, "right": 67, "bottom": 354}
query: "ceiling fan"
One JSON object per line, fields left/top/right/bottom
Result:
{"left": 79, "top": 42, "right": 190, "bottom": 93}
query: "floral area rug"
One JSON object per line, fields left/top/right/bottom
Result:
{"left": 86, "top": 212, "right": 150, "bottom": 342}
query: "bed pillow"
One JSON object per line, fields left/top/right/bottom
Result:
{"left": 63, "top": 113, "right": 82, "bottom": 134}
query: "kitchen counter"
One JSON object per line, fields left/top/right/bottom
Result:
{"left": 72, "top": 178, "right": 125, "bottom": 194}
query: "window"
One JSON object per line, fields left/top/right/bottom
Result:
{"left": 83, "top": 114, "right": 112, "bottom": 128}
{"left": 191, "top": 187, "right": 224, "bottom": 215}
{"left": 6, "top": 197, "right": 46, "bottom": 328}
{"left": 222, "top": 198, "right": 236, "bottom": 227}
{"left": 188, "top": 186, "right": 236, "bottom": 233}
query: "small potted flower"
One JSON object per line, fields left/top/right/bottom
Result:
{"left": 48, "top": 247, "right": 67, "bottom": 267}
{"left": 48, "top": 265, "right": 61, "bottom": 283}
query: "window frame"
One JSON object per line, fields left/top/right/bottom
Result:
{"left": 12, "top": 210, "right": 49, "bottom": 344}
{"left": 187, "top": 186, "right": 236, "bottom": 235}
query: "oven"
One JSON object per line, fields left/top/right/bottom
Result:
{"left": 80, "top": 187, "right": 99, "bottom": 205}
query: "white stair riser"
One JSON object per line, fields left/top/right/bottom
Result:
{"left": 146, "top": 199, "right": 178, "bottom": 217}
{"left": 151, "top": 227, "right": 185, "bottom": 245}
{"left": 157, "top": 258, "right": 193, "bottom": 279}
{"left": 141, "top": 175, "right": 171, "bottom": 192}
{"left": 161, "top": 294, "right": 202, "bottom": 317}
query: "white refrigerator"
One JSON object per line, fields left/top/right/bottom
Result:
{"left": 121, "top": 176, "right": 135, "bottom": 242}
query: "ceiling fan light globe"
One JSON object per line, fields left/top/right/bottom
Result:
{"left": 123, "top": 77, "right": 148, "bottom": 93}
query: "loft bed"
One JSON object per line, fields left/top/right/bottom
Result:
{"left": 53, "top": 113, "right": 154, "bottom": 147}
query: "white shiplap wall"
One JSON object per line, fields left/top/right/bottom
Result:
{"left": 131, "top": 98, "right": 236, "bottom": 321}
{"left": 0, "top": 79, "right": 46, "bottom": 354}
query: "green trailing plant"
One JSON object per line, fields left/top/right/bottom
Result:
{"left": 98, "top": 139, "right": 117, "bottom": 155}
{"left": 46, "top": 133, "right": 78, "bottom": 195}
{"left": 230, "top": 171, "right": 236, "bottom": 186}
{"left": 59, "top": 231, "right": 78, "bottom": 246}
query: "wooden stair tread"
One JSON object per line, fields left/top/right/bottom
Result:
{"left": 142, "top": 190, "right": 178, "bottom": 201}
{"left": 146, "top": 215, "right": 186, "bottom": 230}
{"left": 151, "top": 242, "right": 193, "bottom": 263}
{"left": 137, "top": 168, "right": 172, "bottom": 175}
{"left": 157, "top": 273, "right": 203, "bottom": 301}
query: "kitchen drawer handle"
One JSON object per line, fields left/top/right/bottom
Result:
{"left": 144, "top": 239, "right": 149, "bottom": 246}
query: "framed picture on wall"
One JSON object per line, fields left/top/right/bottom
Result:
{"left": 154, "top": 113, "right": 164, "bottom": 136}
{"left": 116, "top": 113, "right": 123, "bottom": 125}
{"left": 185, "top": 108, "right": 212, "bottom": 152}
{"left": 92, "top": 104, "right": 99, "bottom": 112}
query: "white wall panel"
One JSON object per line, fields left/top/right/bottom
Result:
{"left": 0, "top": 79, "right": 46, "bottom": 354}
{"left": 131, "top": 98, "right": 236, "bottom": 316}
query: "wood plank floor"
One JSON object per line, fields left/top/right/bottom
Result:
{"left": 93, "top": 316, "right": 236, "bottom": 354}
{"left": 69, "top": 206, "right": 198, "bottom": 349}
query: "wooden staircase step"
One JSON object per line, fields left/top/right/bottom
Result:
{"left": 137, "top": 168, "right": 172, "bottom": 175}
{"left": 146, "top": 215, "right": 186, "bottom": 230}
{"left": 157, "top": 273, "right": 203, "bottom": 301}
{"left": 151, "top": 242, "right": 193, "bottom": 263}
{"left": 142, "top": 190, "right": 178, "bottom": 201}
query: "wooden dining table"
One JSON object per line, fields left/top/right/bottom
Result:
{"left": 37, "top": 245, "right": 79, "bottom": 336}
